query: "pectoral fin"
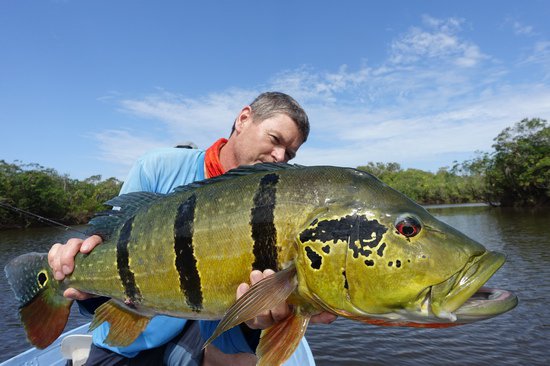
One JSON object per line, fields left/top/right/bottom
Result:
{"left": 89, "top": 300, "right": 151, "bottom": 347}
{"left": 204, "top": 265, "right": 297, "bottom": 347}
{"left": 257, "top": 310, "right": 311, "bottom": 366}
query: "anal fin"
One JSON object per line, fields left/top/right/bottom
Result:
{"left": 257, "top": 310, "right": 311, "bottom": 366}
{"left": 89, "top": 300, "right": 151, "bottom": 347}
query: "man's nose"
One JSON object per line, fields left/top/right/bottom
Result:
{"left": 272, "top": 147, "right": 286, "bottom": 163}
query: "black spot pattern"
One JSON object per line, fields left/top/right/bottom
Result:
{"left": 343, "top": 270, "right": 349, "bottom": 289}
{"left": 305, "top": 246, "right": 322, "bottom": 269}
{"left": 299, "top": 215, "right": 388, "bottom": 266}
{"left": 377, "top": 242, "right": 387, "bottom": 257}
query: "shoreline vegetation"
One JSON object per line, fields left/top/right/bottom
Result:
{"left": 1, "top": 118, "right": 548, "bottom": 230}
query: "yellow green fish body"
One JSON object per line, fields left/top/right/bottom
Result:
{"left": 5, "top": 164, "right": 518, "bottom": 365}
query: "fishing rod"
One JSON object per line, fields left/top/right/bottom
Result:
{"left": 0, "top": 200, "right": 87, "bottom": 235}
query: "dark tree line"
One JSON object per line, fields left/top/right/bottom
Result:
{"left": 357, "top": 162, "right": 483, "bottom": 205}
{"left": 0, "top": 161, "right": 121, "bottom": 229}
{"left": 453, "top": 118, "right": 549, "bottom": 207}
{"left": 360, "top": 118, "right": 549, "bottom": 207}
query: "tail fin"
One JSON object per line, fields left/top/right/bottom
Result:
{"left": 5, "top": 252, "right": 73, "bottom": 349}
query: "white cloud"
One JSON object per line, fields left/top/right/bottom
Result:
{"left": 389, "top": 15, "right": 487, "bottom": 68}
{"left": 512, "top": 21, "right": 534, "bottom": 36}
{"left": 92, "top": 129, "right": 170, "bottom": 177}
{"left": 93, "top": 15, "right": 550, "bottom": 176}
{"left": 518, "top": 41, "right": 550, "bottom": 80}
{"left": 294, "top": 83, "right": 550, "bottom": 170}
{"left": 118, "top": 88, "right": 256, "bottom": 144}
{"left": 523, "top": 41, "right": 550, "bottom": 64}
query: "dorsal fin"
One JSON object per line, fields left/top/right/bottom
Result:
{"left": 173, "top": 163, "right": 304, "bottom": 193}
{"left": 88, "top": 163, "right": 303, "bottom": 238}
{"left": 87, "top": 192, "right": 164, "bottom": 239}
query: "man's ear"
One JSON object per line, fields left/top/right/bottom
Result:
{"left": 234, "top": 106, "right": 252, "bottom": 134}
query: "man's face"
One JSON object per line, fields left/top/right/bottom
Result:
{"left": 232, "top": 107, "right": 304, "bottom": 167}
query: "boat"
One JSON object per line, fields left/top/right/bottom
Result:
{"left": 0, "top": 323, "right": 92, "bottom": 366}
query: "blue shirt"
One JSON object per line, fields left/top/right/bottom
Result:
{"left": 91, "top": 147, "right": 315, "bottom": 364}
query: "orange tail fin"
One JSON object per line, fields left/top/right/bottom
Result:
{"left": 5, "top": 252, "right": 73, "bottom": 349}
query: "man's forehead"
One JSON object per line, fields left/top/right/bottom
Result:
{"left": 256, "top": 113, "right": 301, "bottom": 133}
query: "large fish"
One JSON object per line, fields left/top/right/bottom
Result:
{"left": 5, "top": 164, "right": 517, "bottom": 365}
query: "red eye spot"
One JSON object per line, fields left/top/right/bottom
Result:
{"left": 395, "top": 217, "right": 421, "bottom": 237}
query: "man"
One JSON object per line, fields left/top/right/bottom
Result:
{"left": 49, "top": 92, "right": 336, "bottom": 365}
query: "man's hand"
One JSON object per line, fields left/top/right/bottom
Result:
{"left": 48, "top": 235, "right": 103, "bottom": 300}
{"left": 237, "top": 269, "right": 337, "bottom": 330}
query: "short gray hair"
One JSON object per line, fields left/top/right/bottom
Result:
{"left": 232, "top": 92, "right": 310, "bottom": 142}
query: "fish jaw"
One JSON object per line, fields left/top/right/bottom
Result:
{"left": 429, "top": 251, "right": 518, "bottom": 323}
{"left": 328, "top": 250, "right": 517, "bottom": 328}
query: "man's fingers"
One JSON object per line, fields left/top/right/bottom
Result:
{"left": 47, "top": 235, "right": 103, "bottom": 282}
{"left": 262, "top": 269, "right": 275, "bottom": 277}
{"left": 258, "top": 269, "right": 289, "bottom": 322}
{"left": 48, "top": 243, "right": 62, "bottom": 276}
{"left": 63, "top": 288, "right": 94, "bottom": 301}
{"left": 249, "top": 270, "right": 263, "bottom": 285}
{"left": 236, "top": 283, "right": 249, "bottom": 299}
{"left": 240, "top": 269, "right": 293, "bottom": 329}
{"left": 269, "top": 301, "right": 290, "bottom": 323}
{"left": 237, "top": 281, "right": 269, "bottom": 329}
{"left": 60, "top": 238, "right": 84, "bottom": 276}
{"left": 81, "top": 235, "right": 102, "bottom": 253}
{"left": 47, "top": 236, "right": 104, "bottom": 301}
{"left": 310, "top": 312, "right": 337, "bottom": 324}
{"left": 49, "top": 240, "right": 81, "bottom": 281}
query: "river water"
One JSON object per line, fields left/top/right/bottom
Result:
{"left": 0, "top": 206, "right": 549, "bottom": 365}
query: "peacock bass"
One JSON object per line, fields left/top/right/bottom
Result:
{"left": 5, "top": 164, "right": 518, "bottom": 365}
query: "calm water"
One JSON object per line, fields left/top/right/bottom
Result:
{"left": 0, "top": 206, "right": 549, "bottom": 365}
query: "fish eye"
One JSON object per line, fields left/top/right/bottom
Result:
{"left": 395, "top": 216, "right": 421, "bottom": 238}
{"left": 37, "top": 271, "right": 48, "bottom": 287}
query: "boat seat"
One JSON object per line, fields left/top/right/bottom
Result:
{"left": 60, "top": 335, "right": 92, "bottom": 366}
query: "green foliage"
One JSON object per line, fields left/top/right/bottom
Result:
{"left": 358, "top": 163, "right": 482, "bottom": 204}
{"left": 0, "top": 160, "right": 122, "bottom": 229}
{"left": 363, "top": 118, "right": 549, "bottom": 207}
{"left": 451, "top": 152, "right": 494, "bottom": 204}
{"left": 488, "top": 118, "right": 549, "bottom": 206}
{"left": 452, "top": 118, "right": 549, "bottom": 206}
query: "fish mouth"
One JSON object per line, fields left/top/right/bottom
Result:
{"left": 428, "top": 251, "right": 518, "bottom": 324}
{"left": 317, "top": 251, "right": 517, "bottom": 328}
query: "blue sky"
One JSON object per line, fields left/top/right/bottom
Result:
{"left": 1, "top": 0, "right": 549, "bottom": 180}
